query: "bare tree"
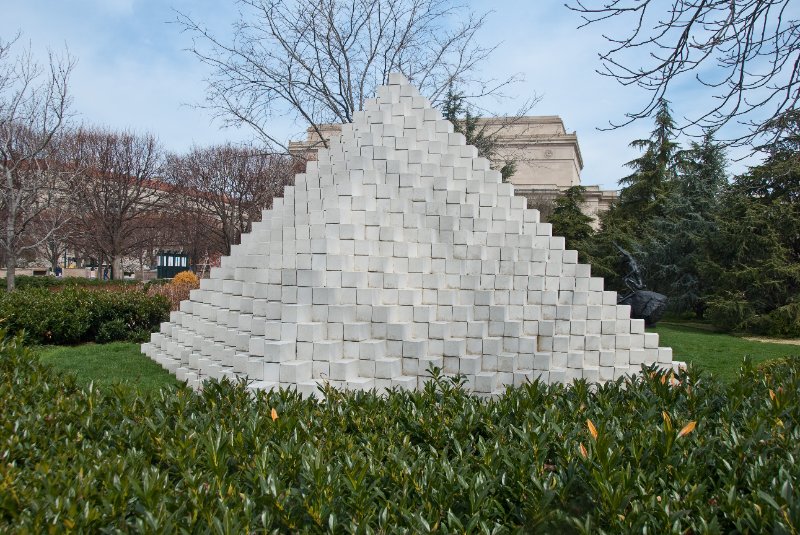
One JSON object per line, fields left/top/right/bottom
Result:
{"left": 0, "top": 35, "right": 75, "bottom": 290}
{"left": 569, "top": 0, "right": 800, "bottom": 146}
{"left": 66, "top": 127, "right": 165, "bottom": 280}
{"left": 166, "top": 144, "right": 292, "bottom": 256}
{"left": 33, "top": 207, "right": 75, "bottom": 273}
{"left": 178, "top": 0, "right": 519, "bottom": 149}
{"left": 170, "top": 208, "right": 226, "bottom": 272}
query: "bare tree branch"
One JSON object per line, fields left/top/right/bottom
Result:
{"left": 568, "top": 0, "right": 800, "bottom": 147}
{"left": 64, "top": 127, "right": 165, "bottom": 280}
{"left": 166, "top": 143, "right": 293, "bottom": 256}
{"left": 177, "top": 0, "right": 519, "bottom": 149}
{"left": 0, "top": 34, "right": 75, "bottom": 290}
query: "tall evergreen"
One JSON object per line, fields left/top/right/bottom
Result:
{"left": 617, "top": 98, "right": 681, "bottom": 219}
{"left": 703, "top": 111, "right": 800, "bottom": 334}
{"left": 680, "top": 131, "right": 728, "bottom": 209}
{"left": 643, "top": 131, "right": 727, "bottom": 314}
{"left": 580, "top": 99, "right": 685, "bottom": 295}
{"left": 549, "top": 185, "right": 594, "bottom": 248}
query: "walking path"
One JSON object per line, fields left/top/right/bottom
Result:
{"left": 743, "top": 337, "right": 800, "bottom": 346}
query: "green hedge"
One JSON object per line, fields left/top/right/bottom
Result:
{"left": 0, "top": 275, "right": 142, "bottom": 291}
{"left": 2, "top": 335, "right": 799, "bottom": 532}
{"left": 0, "top": 287, "right": 169, "bottom": 344}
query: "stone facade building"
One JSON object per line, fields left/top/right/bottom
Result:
{"left": 288, "top": 116, "right": 616, "bottom": 225}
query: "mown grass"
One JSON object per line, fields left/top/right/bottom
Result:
{"left": 652, "top": 323, "right": 800, "bottom": 382}
{"left": 33, "top": 324, "right": 800, "bottom": 392}
{"left": 36, "top": 342, "right": 180, "bottom": 393}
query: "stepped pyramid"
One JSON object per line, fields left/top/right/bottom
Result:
{"left": 142, "top": 74, "right": 679, "bottom": 396}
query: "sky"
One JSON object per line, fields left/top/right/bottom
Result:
{"left": 5, "top": 0, "right": 759, "bottom": 190}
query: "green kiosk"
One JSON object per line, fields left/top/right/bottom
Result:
{"left": 156, "top": 251, "right": 190, "bottom": 279}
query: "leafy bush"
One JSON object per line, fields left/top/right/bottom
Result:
{"left": 95, "top": 318, "right": 130, "bottom": 344}
{"left": 706, "top": 291, "right": 754, "bottom": 332}
{"left": 0, "top": 275, "right": 141, "bottom": 291}
{"left": 143, "top": 278, "right": 171, "bottom": 294}
{"left": 708, "top": 293, "right": 800, "bottom": 337}
{"left": 744, "top": 302, "right": 800, "bottom": 337}
{"left": 2, "top": 335, "right": 800, "bottom": 532}
{"left": 0, "top": 287, "right": 169, "bottom": 344}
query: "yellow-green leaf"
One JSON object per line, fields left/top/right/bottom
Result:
{"left": 586, "top": 419, "right": 598, "bottom": 440}
{"left": 677, "top": 421, "right": 697, "bottom": 438}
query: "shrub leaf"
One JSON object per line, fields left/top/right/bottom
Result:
{"left": 586, "top": 419, "right": 598, "bottom": 440}
{"left": 677, "top": 421, "right": 697, "bottom": 438}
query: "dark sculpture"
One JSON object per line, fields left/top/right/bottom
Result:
{"left": 614, "top": 244, "right": 667, "bottom": 326}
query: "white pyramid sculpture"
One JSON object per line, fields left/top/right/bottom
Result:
{"left": 142, "top": 74, "right": 680, "bottom": 396}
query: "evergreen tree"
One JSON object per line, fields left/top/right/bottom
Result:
{"left": 680, "top": 131, "right": 729, "bottom": 208}
{"left": 441, "top": 87, "right": 516, "bottom": 181}
{"left": 549, "top": 186, "right": 594, "bottom": 247}
{"left": 643, "top": 131, "right": 727, "bottom": 315}
{"left": 583, "top": 99, "right": 684, "bottom": 295}
{"left": 617, "top": 98, "right": 681, "bottom": 219}
{"left": 703, "top": 111, "right": 800, "bottom": 335}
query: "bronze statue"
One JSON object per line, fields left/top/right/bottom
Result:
{"left": 614, "top": 244, "right": 667, "bottom": 326}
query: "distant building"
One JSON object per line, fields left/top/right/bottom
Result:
{"left": 288, "top": 116, "right": 616, "bottom": 226}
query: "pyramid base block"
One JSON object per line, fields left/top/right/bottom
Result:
{"left": 155, "top": 352, "right": 688, "bottom": 398}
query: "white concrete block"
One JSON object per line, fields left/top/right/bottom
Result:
{"left": 330, "top": 359, "right": 359, "bottom": 381}
{"left": 375, "top": 358, "right": 402, "bottom": 378}
{"left": 280, "top": 360, "right": 312, "bottom": 383}
{"left": 403, "top": 339, "right": 427, "bottom": 358}
{"left": 264, "top": 340, "right": 296, "bottom": 362}
{"left": 475, "top": 372, "right": 498, "bottom": 393}
{"left": 313, "top": 340, "right": 342, "bottom": 361}
{"left": 344, "top": 322, "right": 371, "bottom": 341}
{"left": 347, "top": 377, "right": 375, "bottom": 391}
{"left": 359, "top": 339, "right": 386, "bottom": 359}
{"left": 498, "top": 353, "right": 517, "bottom": 372}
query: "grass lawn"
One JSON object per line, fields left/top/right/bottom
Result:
{"left": 651, "top": 323, "right": 800, "bottom": 382}
{"left": 36, "top": 342, "right": 180, "bottom": 393}
{"left": 33, "top": 324, "right": 800, "bottom": 391}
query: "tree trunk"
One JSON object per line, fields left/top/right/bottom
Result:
{"left": 5, "top": 210, "right": 15, "bottom": 292}
{"left": 50, "top": 250, "right": 59, "bottom": 274}
{"left": 5, "top": 254, "right": 16, "bottom": 292}
{"left": 112, "top": 256, "right": 123, "bottom": 280}
{"left": 5, "top": 169, "right": 16, "bottom": 292}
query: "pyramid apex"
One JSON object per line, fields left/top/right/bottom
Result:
{"left": 388, "top": 72, "right": 409, "bottom": 86}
